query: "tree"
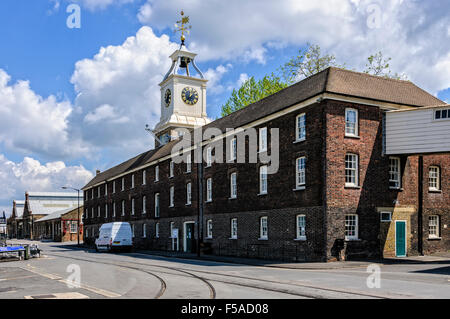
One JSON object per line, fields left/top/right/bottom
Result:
{"left": 220, "top": 73, "right": 288, "bottom": 117}
{"left": 280, "top": 43, "right": 345, "bottom": 83}
{"left": 364, "top": 51, "right": 407, "bottom": 80}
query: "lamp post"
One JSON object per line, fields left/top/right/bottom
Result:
{"left": 62, "top": 186, "right": 81, "bottom": 246}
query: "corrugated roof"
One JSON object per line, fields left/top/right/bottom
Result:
{"left": 27, "top": 192, "right": 81, "bottom": 216}
{"left": 82, "top": 67, "right": 444, "bottom": 190}
{"left": 28, "top": 192, "right": 81, "bottom": 198}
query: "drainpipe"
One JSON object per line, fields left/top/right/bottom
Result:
{"left": 197, "top": 159, "right": 204, "bottom": 257}
{"left": 418, "top": 156, "right": 424, "bottom": 256}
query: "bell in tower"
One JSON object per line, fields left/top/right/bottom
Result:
{"left": 152, "top": 11, "right": 211, "bottom": 147}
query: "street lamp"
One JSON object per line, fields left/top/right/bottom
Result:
{"left": 62, "top": 186, "right": 81, "bottom": 246}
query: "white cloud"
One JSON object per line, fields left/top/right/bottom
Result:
{"left": 237, "top": 73, "right": 249, "bottom": 87}
{"left": 137, "top": 0, "right": 450, "bottom": 95}
{"left": 0, "top": 69, "right": 88, "bottom": 159}
{"left": 71, "top": 26, "right": 178, "bottom": 156}
{"left": 0, "top": 154, "right": 93, "bottom": 215}
{"left": 203, "top": 64, "right": 232, "bottom": 95}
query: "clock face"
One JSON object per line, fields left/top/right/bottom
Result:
{"left": 164, "top": 89, "right": 172, "bottom": 107}
{"left": 181, "top": 87, "right": 199, "bottom": 105}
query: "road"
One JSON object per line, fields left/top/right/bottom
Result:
{"left": 0, "top": 241, "right": 449, "bottom": 299}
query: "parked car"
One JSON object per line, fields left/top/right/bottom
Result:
{"left": 95, "top": 222, "right": 133, "bottom": 252}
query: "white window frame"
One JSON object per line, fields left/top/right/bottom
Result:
{"left": 113, "top": 202, "right": 116, "bottom": 217}
{"left": 169, "top": 186, "right": 174, "bottom": 207}
{"left": 259, "top": 216, "right": 268, "bottom": 240}
{"left": 380, "top": 211, "right": 392, "bottom": 222}
{"left": 186, "top": 183, "right": 192, "bottom": 205}
{"left": 131, "top": 198, "right": 135, "bottom": 215}
{"left": 70, "top": 221, "right": 77, "bottom": 234}
{"left": 230, "top": 218, "right": 238, "bottom": 239}
{"left": 206, "top": 219, "right": 213, "bottom": 239}
{"left": 230, "top": 172, "right": 237, "bottom": 199}
{"left": 142, "top": 196, "right": 146, "bottom": 215}
{"left": 142, "top": 170, "right": 146, "bottom": 185}
{"left": 296, "top": 113, "right": 306, "bottom": 142}
{"left": 97, "top": 187, "right": 100, "bottom": 198}
{"left": 206, "top": 147, "right": 212, "bottom": 167}
{"left": 389, "top": 157, "right": 401, "bottom": 189}
{"left": 186, "top": 154, "right": 192, "bottom": 173}
{"left": 230, "top": 137, "right": 237, "bottom": 161}
{"left": 259, "top": 165, "right": 268, "bottom": 195}
{"left": 428, "top": 215, "right": 440, "bottom": 238}
{"left": 143, "top": 224, "right": 147, "bottom": 238}
{"left": 105, "top": 204, "right": 108, "bottom": 219}
{"left": 131, "top": 224, "right": 135, "bottom": 238}
{"left": 155, "top": 166, "right": 159, "bottom": 182}
{"left": 91, "top": 207, "right": 94, "bottom": 218}
{"left": 345, "top": 214, "right": 359, "bottom": 241}
{"left": 345, "top": 154, "right": 359, "bottom": 187}
{"left": 121, "top": 178, "right": 125, "bottom": 191}
{"left": 131, "top": 174, "right": 135, "bottom": 188}
{"left": 295, "top": 157, "right": 306, "bottom": 189}
{"left": 259, "top": 127, "right": 268, "bottom": 152}
{"left": 113, "top": 181, "right": 116, "bottom": 193}
{"left": 429, "top": 166, "right": 440, "bottom": 191}
{"left": 296, "top": 215, "right": 306, "bottom": 240}
{"left": 155, "top": 193, "right": 160, "bottom": 217}
{"left": 434, "top": 108, "right": 450, "bottom": 120}
{"left": 206, "top": 178, "right": 212, "bottom": 202}
{"left": 97, "top": 205, "right": 100, "bottom": 217}
{"left": 121, "top": 200, "right": 125, "bottom": 216}
{"left": 169, "top": 161, "right": 174, "bottom": 178}
{"left": 345, "top": 108, "right": 358, "bottom": 137}
{"left": 105, "top": 184, "right": 108, "bottom": 196}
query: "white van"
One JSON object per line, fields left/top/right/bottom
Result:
{"left": 95, "top": 222, "right": 133, "bottom": 252}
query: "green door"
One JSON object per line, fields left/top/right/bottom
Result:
{"left": 185, "top": 223, "right": 194, "bottom": 253}
{"left": 395, "top": 221, "right": 406, "bottom": 257}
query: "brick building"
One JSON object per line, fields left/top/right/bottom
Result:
{"left": 7, "top": 200, "right": 25, "bottom": 239}
{"left": 33, "top": 206, "right": 84, "bottom": 242}
{"left": 82, "top": 43, "right": 449, "bottom": 261}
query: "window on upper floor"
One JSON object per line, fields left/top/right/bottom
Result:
{"left": 97, "top": 187, "right": 100, "bottom": 198}
{"left": 97, "top": 205, "right": 100, "bottom": 217}
{"left": 186, "top": 183, "right": 192, "bottom": 205}
{"left": 105, "top": 184, "right": 108, "bottom": 196}
{"left": 142, "top": 196, "right": 147, "bottom": 214}
{"left": 121, "top": 178, "right": 125, "bottom": 191}
{"left": 230, "top": 137, "right": 237, "bottom": 161}
{"left": 169, "top": 161, "right": 174, "bottom": 178}
{"left": 142, "top": 170, "right": 146, "bottom": 185}
{"left": 296, "top": 113, "right": 306, "bottom": 142}
{"left": 169, "top": 186, "right": 174, "bottom": 207}
{"left": 259, "top": 127, "right": 268, "bottom": 152}
{"left": 155, "top": 166, "right": 159, "bottom": 182}
{"left": 113, "top": 202, "right": 116, "bottom": 217}
{"left": 186, "top": 154, "right": 192, "bottom": 173}
{"left": 206, "top": 178, "right": 212, "bottom": 202}
{"left": 230, "top": 173, "right": 237, "bottom": 199}
{"left": 259, "top": 165, "right": 268, "bottom": 195}
{"left": 345, "top": 154, "right": 359, "bottom": 187}
{"left": 131, "top": 174, "right": 135, "bottom": 188}
{"left": 155, "top": 193, "right": 160, "bottom": 217}
{"left": 429, "top": 166, "right": 440, "bottom": 191}
{"left": 155, "top": 223, "right": 160, "bottom": 238}
{"left": 435, "top": 108, "right": 450, "bottom": 120}
{"left": 345, "top": 108, "right": 358, "bottom": 137}
{"left": 206, "top": 147, "right": 212, "bottom": 167}
{"left": 131, "top": 198, "right": 135, "bottom": 215}
{"left": 296, "top": 157, "right": 306, "bottom": 189}
{"left": 143, "top": 224, "right": 147, "bottom": 238}
{"left": 389, "top": 157, "right": 401, "bottom": 189}
{"left": 105, "top": 204, "right": 108, "bottom": 218}
{"left": 121, "top": 200, "right": 125, "bottom": 216}
{"left": 113, "top": 181, "right": 116, "bottom": 193}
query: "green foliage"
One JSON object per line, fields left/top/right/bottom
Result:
{"left": 280, "top": 43, "right": 345, "bottom": 83}
{"left": 364, "top": 51, "right": 407, "bottom": 80}
{"left": 220, "top": 73, "right": 288, "bottom": 117}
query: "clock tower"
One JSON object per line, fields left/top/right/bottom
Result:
{"left": 153, "top": 11, "right": 211, "bottom": 147}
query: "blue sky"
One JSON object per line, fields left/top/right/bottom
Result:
{"left": 0, "top": 0, "right": 449, "bottom": 215}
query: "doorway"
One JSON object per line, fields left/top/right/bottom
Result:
{"left": 183, "top": 222, "right": 195, "bottom": 253}
{"left": 395, "top": 220, "right": 407, "bottom": 257}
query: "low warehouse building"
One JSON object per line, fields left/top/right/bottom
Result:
{"left": 34, "top": 206, "right": 84, "bottom": 242}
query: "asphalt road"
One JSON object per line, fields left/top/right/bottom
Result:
{"left": 1, "top": 241, "right": 449, "bottom": 299}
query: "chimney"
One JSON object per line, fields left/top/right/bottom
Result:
{"left": 96, "top": 170, "right": 101, "bottom": 175}
{"left": 25, "top": 192, "right": 29, "bottom": 201}
{"left": 13, "top": 200, "right": 16, "bottom": 209}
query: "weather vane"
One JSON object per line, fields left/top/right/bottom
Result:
{"left": 174, "top": 10, "right": 192, "bottom": 45}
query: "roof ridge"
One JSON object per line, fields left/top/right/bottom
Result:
{"left": 327, "top": 66, "right": 412, "bottom": 84}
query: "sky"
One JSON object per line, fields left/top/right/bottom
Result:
{"left": 0, "top": 0, "right": 449, "bottom": 216}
